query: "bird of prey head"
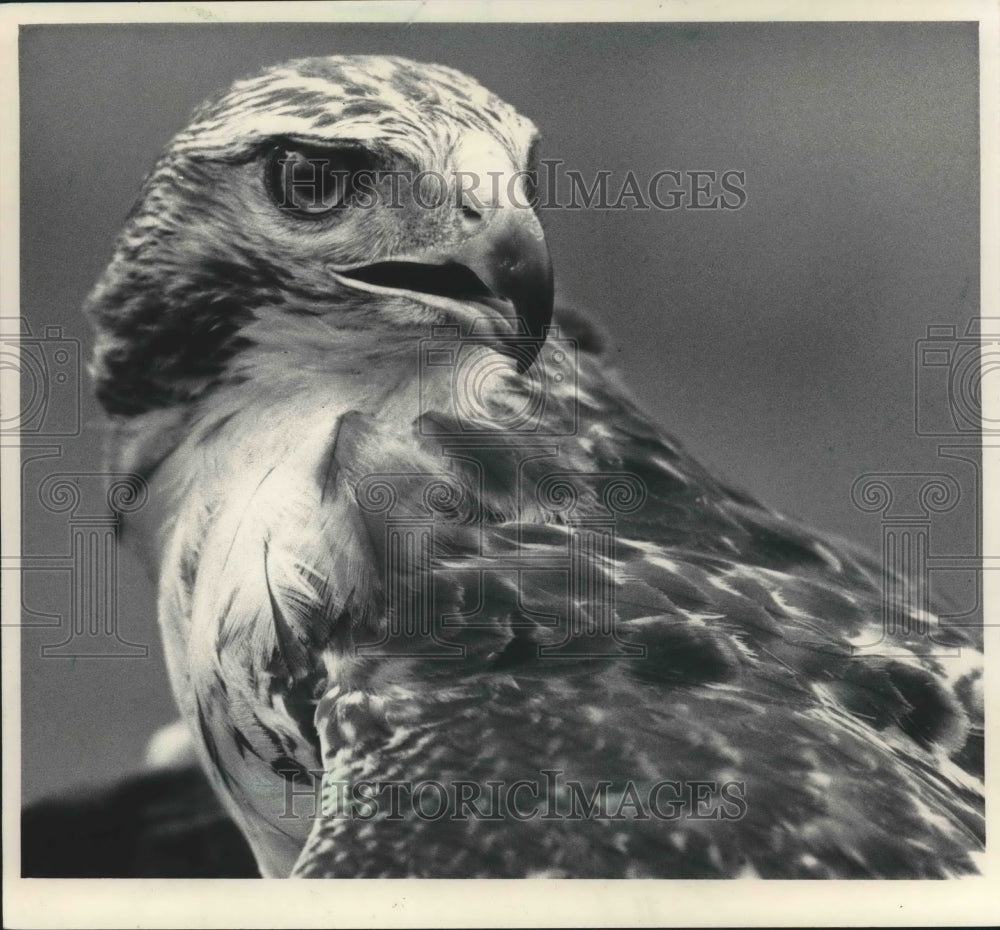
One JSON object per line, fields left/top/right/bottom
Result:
{"left": 88, "top": 55, "right": 551, "bottom": 425}
{"left": 85, "top": 55, "right": 983, "bottom": 880}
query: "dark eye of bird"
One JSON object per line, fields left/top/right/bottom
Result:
{"left": 265, "top": 144, "right": 368, "bottom": 219}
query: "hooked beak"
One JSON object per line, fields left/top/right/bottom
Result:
{"left": 332, "top": 207, "right": 554, "bottom": 373}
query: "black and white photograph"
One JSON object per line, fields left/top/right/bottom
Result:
{"left": 3, "top": 2, "right": 997, "bottom": 927}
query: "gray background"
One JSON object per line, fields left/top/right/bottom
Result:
{"left": 18, "top": 22, "right": 979, "bottom": 802}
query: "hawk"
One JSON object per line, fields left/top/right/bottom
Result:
{"left": 85, "top": 55, "right": 984, "bottom": 878}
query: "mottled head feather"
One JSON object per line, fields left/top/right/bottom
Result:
{"left": 173, "top": 55, "right": 535, "bottom": 164}
{"left": 84, "top": 56, "right": 539, "bottom": 417}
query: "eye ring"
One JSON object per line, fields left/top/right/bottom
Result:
{"left": 264, "top": 144, "right": 366, "bottom": 219}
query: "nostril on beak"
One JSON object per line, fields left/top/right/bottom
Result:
{"left": 461, "top": 202, "right": 484, "bottom": 224}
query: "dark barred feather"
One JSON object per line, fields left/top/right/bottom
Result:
{"left": 285, "top": 350, "right": 982, "bottom": 877}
